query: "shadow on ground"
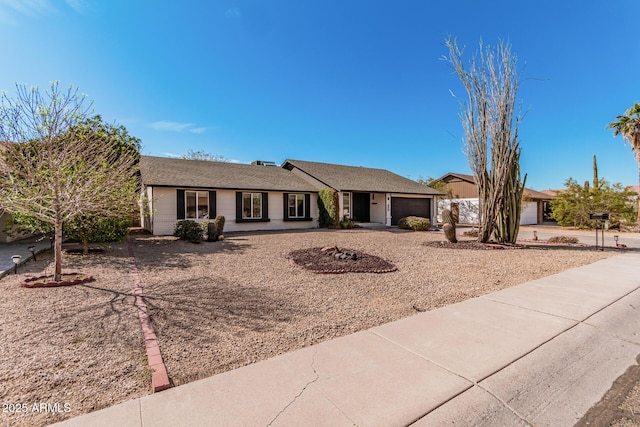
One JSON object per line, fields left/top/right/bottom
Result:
{"left": 130, "top": 235, "right": 252, "bottom": 271}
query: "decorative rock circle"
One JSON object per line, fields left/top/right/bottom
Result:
{"left": 288, "top": 247, "right": 397, "bottom": 274}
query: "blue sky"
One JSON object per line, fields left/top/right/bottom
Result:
{"left": 0, "top": 0, "right": 638, "bottom": 190}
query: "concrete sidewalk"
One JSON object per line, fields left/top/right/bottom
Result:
{"left": 52, "top": 253, "right": 640, "bottom": 427}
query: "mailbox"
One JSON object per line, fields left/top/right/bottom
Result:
{"left": 589, "top": 213, "right": 609, "bottom": 220}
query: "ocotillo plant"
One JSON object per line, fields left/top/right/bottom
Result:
{"left": 495, "top": 150, "right": 527, "bottom": 244}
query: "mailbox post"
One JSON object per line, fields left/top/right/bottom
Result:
{"left": 589, "top": 213, "right": 609, "bottom": 251}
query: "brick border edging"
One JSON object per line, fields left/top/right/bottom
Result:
{"left": 127, "top": 236, "right": 171, "bottom": 393}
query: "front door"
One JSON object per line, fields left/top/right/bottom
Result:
{"left": 352, "top": 192, "right": 370, "bottom": 222}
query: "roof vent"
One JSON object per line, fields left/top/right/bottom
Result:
{"left": 251, "top": 160, "right": 278, "bottom": 167}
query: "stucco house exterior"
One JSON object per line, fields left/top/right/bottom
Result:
{"left": 282, "top": 159, "right": 442, "bottom": 226}
{"left": 139, "top": 156, "right": 442, "bottom": 235}
{"left": 433, "top": 172, "right": 554, "bottom": 225}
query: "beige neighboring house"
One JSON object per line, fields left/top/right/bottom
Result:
{"left": 433, "top": 172, "right": 555, "bottom": 225}
{"left": 139, "top": 156, "right": 443, "bottom": 235}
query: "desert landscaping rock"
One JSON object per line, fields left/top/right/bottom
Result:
{"left": 288, "top": 247, "right": 397, "bottom": 273}
{"left": 0, "top": 228, "right": 618, "bottom": 426}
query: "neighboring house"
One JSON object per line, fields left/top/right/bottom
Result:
{"left": 283, "top": 159, "right": 443, "bottom": 226}
{"left": 433, "top": 172, "right": 555, "bottom": 225}
{"left": 139, "top": 156, "right": 443, "bottom": 235}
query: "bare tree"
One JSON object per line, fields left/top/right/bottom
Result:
{"left": 0, "top": 82, "right": 139, "bottom": 281}
{"left": 444, "top": 37, "right": 526, "bottom": 243}
{"left": 182, "top": 149, "right": 228, "bottom": 162}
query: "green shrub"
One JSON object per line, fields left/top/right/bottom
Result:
{"left": 398, "top": 216, "right": 431, "bottom": 231}
{"left": 318, "top": 188, "right": 339, "bottom": 228}
{"left": 340, "top": 217, "right": 357, "bottom": 229}
{"left": 174, "top": 220, "right": 205, "bottom": 243}
{"left": 66, "top": 216, "right": 131, "bottom": 243}
{"left": 547, "top": 235, "right": 579, "bottom": 244}
{"left": 550, "top": 178, "right": 636, "bottom": 229}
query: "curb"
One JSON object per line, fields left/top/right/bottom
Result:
{"left": 127, "top": 236, "right": 171, "bottom": 393}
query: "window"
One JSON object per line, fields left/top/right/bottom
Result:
{"left": 343, "top": 192, "right": 351, "bottom": 218}
{"left": 236, "top": 192, "right": 269, "bottom": 222}
{"left": 242, "top": 192, "right": 262, "bottom": 219}
{"left": 288, "top": 194, "right": 305, "bottom": 218}
{"left": 186, "top": 191, "right": 209, "bottom": 219}
{"left": 177, "top": 190, "right": 215, "bottom": 220}
{"left": 283, "top": 193, "right": 311, "bottom": 221}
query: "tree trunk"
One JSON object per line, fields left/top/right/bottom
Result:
{"left": 82, "top": 237, "right": 89, "bottom": 255}
{"left": 54, "top": 219, "right": 63, "bottom": 282}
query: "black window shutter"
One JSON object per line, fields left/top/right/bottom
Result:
{"left": 283, "top": 193, "right": 289, "bottom": 220}
{"left": 304, "top": 194, "right": 311, "bottom": 219}
{"left": 262, "top": 192, "right": 269, "bottom": 219}
{"left": 235, "top": 192, "right": 242, "bottom": 221}
{"left": 208, "top": 191, "right": 216, "bottom": 219}
{"left": 177, "top": 189, "right": 185, "bottom": 219}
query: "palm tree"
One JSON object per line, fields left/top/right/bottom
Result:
{"left": 608, "top": 103, "right": 640, "bottom": 223}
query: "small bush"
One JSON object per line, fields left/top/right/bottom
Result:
{"left": 547, "top": 235, "right": 579, "bottom": 244}
{"left": 174, "top": 220, "right": 205, "bottom": 243}
{"left": 398, "top": 216, "right": 431, "bottom": 231}
{"left": 340, "top": 218, "right": 358, "bottom": 229}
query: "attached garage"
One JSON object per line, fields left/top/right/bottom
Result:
{"left": 391, "top": 197, "right": 431, "bottom": 226}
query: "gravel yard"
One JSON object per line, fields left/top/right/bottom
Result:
{"left": 0, "top": 244, "right": 148, "bottom": 427}
{"left": 0, "top": 227, "right": 619, "bottom": 426}
{"left": 133, "top": 228, "right": 614, "bottom": 386}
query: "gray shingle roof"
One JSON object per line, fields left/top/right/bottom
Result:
{"left": 437, "top": 172, "right": 476, "bottom": 184}
{"left": 140, "top": 156, "right": 320, "bottom": 192}
{"left": 282, "top": 159, "right": 443, "bottom": 195}
{"left": 523, "top": 188, "right": 555, "bottom": 200}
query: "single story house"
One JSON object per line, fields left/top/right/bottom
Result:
{"left": 140, "top": 156, "right": 320, "bottom": 235}
{"left": 282, "top": 159, "right": 442, "bottom": 226}
{"left": 433, "top": 172, "right": 555, "bottom": 225}
{"left": 139, "top": 156, "right": 442, "bottom": 235}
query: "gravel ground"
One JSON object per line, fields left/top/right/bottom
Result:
{"left": 0, "top": 228, "right": 623, "bottom": 426}
{"left": 0, "top": 244, "right": 149, "bottom": 427}
{"left": 131, "top": 228, "right": 615, "bottom": 387}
